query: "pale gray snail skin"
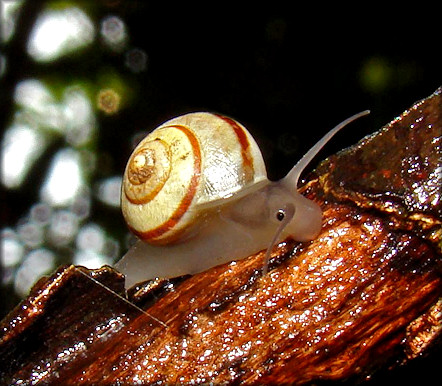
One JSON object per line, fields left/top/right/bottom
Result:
{"left": 116, "top": 111, "right": 369, "bottom": 289}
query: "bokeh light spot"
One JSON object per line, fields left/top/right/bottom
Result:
{"left": 97, "top": 176, "right": 121, "bottom": 207}
{"left": 76, "top": 223, "right": 105, "bottom": 253}
{"left": 30, "top": 202, "right": 53, "bottom": 225}
{"left": 124, "top": 48, "right": 148, "bottom": 73}
{"left": 63, "top": 87, "right": 96, "bottom": 146}
{"left": 14, "top": 79, "right": 53, "bottom": 110}
{"left": 27, "top": 7, "right": 95, "bottom": 62}
{"left": 14, "top": 248, "right": 55, "bottom": 297}
{"left": 1, "top": 124, "right": 48, "bottom": 189}
{"left": 360, "top": 56, "right": 392, "bottom": 94}
{"left": 1, "top": 0, "right": 24, "bottom": 43}
{"left": 18, "top": 222, "right": 44, "bottom": 248}
{"left": 97, "top": 88, "right": 121, "bottom": 114}
{"left": 1, "top": 229, "right": 24, "bottom": 268}
{"left": 73, "top": 249, "right": 112, "bottom": 269}
{"left": 70, "top": 188, "right": 92, "bottom": 220}
{"left": 48, "top": 210, "right": 79, "bottom": 246}
{"left": 40, "top": 149, "right": 84, "bottom": 206}
{"left": 101, "top": 15, "right": 127, "bottom": 51}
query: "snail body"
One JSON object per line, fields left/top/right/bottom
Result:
{"left": 116, "top": 111, "right": 369, "bottom": 288}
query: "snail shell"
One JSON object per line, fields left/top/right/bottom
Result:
{"left": 121, "top": 113, "right": 267, "bottom": 244}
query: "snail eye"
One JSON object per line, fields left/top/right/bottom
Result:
{"left": 276, "top": 209, "right": 285, "bottom": 222}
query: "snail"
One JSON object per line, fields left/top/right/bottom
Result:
{"left": 116, "top": 111, "right": 369, "bottom": 288}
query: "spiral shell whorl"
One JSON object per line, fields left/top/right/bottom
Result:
{"left": 124, "top": 139, "right": 172, "bottom": 204}
{"left": 122, "top": 112, "right": 267, "bottom": 244}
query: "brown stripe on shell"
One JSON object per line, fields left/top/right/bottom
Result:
{"left": 215, "top": 114, "right": 254, "bottom": 183}
{"left": 135, "top": 125, "right": 202, "bottom": 243}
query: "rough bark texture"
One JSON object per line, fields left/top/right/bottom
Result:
{"left": 1, "top": 87, "right": 441, "bottom": 385}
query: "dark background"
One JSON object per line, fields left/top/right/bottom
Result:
{"left": 1, "top": 1, "right": 441, "bottom": 383}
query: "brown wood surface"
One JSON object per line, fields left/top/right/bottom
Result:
{"left": 1, "top": 87, "right": 441, "bottom": 385}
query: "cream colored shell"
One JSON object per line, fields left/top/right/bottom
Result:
{"left": 121, "top": 112, "right": 267, "bottom": 245}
